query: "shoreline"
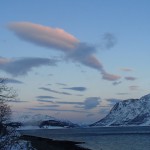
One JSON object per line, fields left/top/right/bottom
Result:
{"left": 20, "top": 135, "right": 91, "bottom": 150}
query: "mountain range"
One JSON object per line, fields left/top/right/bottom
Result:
{"left": 11, "top": 114, "right": 79, "bottom": 129}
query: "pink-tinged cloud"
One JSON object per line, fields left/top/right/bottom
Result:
{"left": 8, "top": 22, "right": 121, "bottom": 81}
{"left": 8, "top": 22, "right": 79, "bottom": 52}
{"left": 102, "top": 72, "right": 121, "bottom": 81}
{"left": 125, "top": 76, "right": 136, "bottom": 81}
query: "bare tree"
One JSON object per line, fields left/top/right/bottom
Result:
{"left": 0, "top": 78, "right": 16, "bottom": 135}
{"left": 0, "top": 78, "right": 35, "bottom": 149}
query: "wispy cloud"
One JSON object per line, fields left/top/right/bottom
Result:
{"left": 38, "top": 104, "right": 60, "bottom": 108}
{"left": 129, "top": 85, "right": 139, "bottom": 91}
{"left": 101, "top": 33, "right": 117, "bottom": 50}
{"left": 57, "top": 101, "right": 83, "bottom": 105}
{"left": 37, "top": 99, "right": 54, "bottom": 103}
{"left": 112, "top": 81, "right": 122, "bottom": 86}
{"left": 121, "top": 68, "right": 133, "bottom": 72}
{"left": 125, "top": 76, "right": 136, "bottom": 81}
{"left": 36, "top": 96, "right": 57, "bottom": 99}
{"left": 8, "top": 22, "right": 121, "bottom": 81}
{"left": 56, "top": 83, "right": 67, "bottom": 86}
{"left": 76, "top": 94, "right": 84, "bottom": 97}
{"left": 62, "top": 86, "right": 87, "bottom": 92}
{"left": 36, "top": 96, "right": 58, "bottom": 103}
{"left": 0, "top": 57, "right": 57, "bottom": 76}
{"left": 39, "top": 87, "right": 72, "bottom": 95}
{"left": 116, "top": 93, "right": 129, "bottom": 95}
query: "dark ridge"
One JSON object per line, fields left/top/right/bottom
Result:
{"left": 20, "top": 135, "right": 91, "bottom": 150}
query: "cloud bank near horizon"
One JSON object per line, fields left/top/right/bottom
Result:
{"left": 7, "top": 22, "right": 121, "bottom": 81}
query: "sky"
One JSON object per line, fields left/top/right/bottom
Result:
{"left": 1, "top": 0, "right": 150, "bottom": 123}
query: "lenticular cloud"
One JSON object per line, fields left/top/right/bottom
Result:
{"left": 8, "top": 22, "right": 121, "bottom": 81}
{"left": 8, "top": 22, "right": 79, "bottom": 52}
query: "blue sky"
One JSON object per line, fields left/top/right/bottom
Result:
{"left": 1, "top": 0, "right": 150, "bottom": 123}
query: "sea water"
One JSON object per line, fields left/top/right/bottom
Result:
{"left": 20, "top": 126, "right": 150, "bottom": 150}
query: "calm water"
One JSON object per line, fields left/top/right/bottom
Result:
{"left": 20, "top": 126, "right": 150, "bottom": 150}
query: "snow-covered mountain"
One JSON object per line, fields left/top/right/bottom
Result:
{"left": 11, "top": 114, "right": 79, "bottom": 129}
{"left": 91, "top": 94, "right": 150, "bottom": 126}
{"left": 14, "top": 114, "right": 55, "bottom": 126}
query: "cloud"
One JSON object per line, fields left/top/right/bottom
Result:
{"left": 116, "top": 93, "right": 129, "bottom": 95}
{"left": 112, "top": 81, "right": 122, "bottom": 86}
{"left": 102, "top": 72, "right": 121, "bottom": 81}
{"left": 76, "top": 94, "right": 84, "bottom": 97}
{"left": 56, "top": 83, "right": 67, "bottom": 86}
{"left": 8, "top": 22, "right": 121, "bottom": 81}
{"left": 0, "top": 78, "right": 23, "bottom": 84}
{"left": 36, "top": 96, "right": 57, "bottom": 103}
{"left": 102, "top": 33, "right": 117, "bottom": 50}
{"left": 0, "top": 57, "right": 57, "bottom": 76}
{"left": 47, "top": 84, "right": 52, "bottom": 86}
{"left": 36, "top": 96, "right": 57, "bottom": 99}
{"left": 121, "top": 68, "right": 133, "bottom": 72}
{"left": 57, "top": 97, "right": 100, "bottom": 110}
{"left": 84, "top": 97, "right": 100, "bottom": 109}
{"left": 67, "top": 43, "right": 102, "bottom": 70}
{"left": 57, "top": 101, "right": 83, "bottom": 105}
{"left": 8, "top": 22, "right": 79, "bottom": 52}
{"left": 36, "top": 96, "right": 58, "bottom": 103}
{"left": 39, "top": 87, "right": 72, "bottom": 95}
{"left": 125, "top": 76, "right": 136, "bottom": 81}
{"left": 37, "top": 99, "right": 54, "bottom": 103}
{"left": 129, "top": 85, "right": 139, "bottom": 91}
{"left": 62, "top": 86, "right": 87, "bottom": 92}
{"left": 38, "top": 104, "right": 60, "bottom": 108}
